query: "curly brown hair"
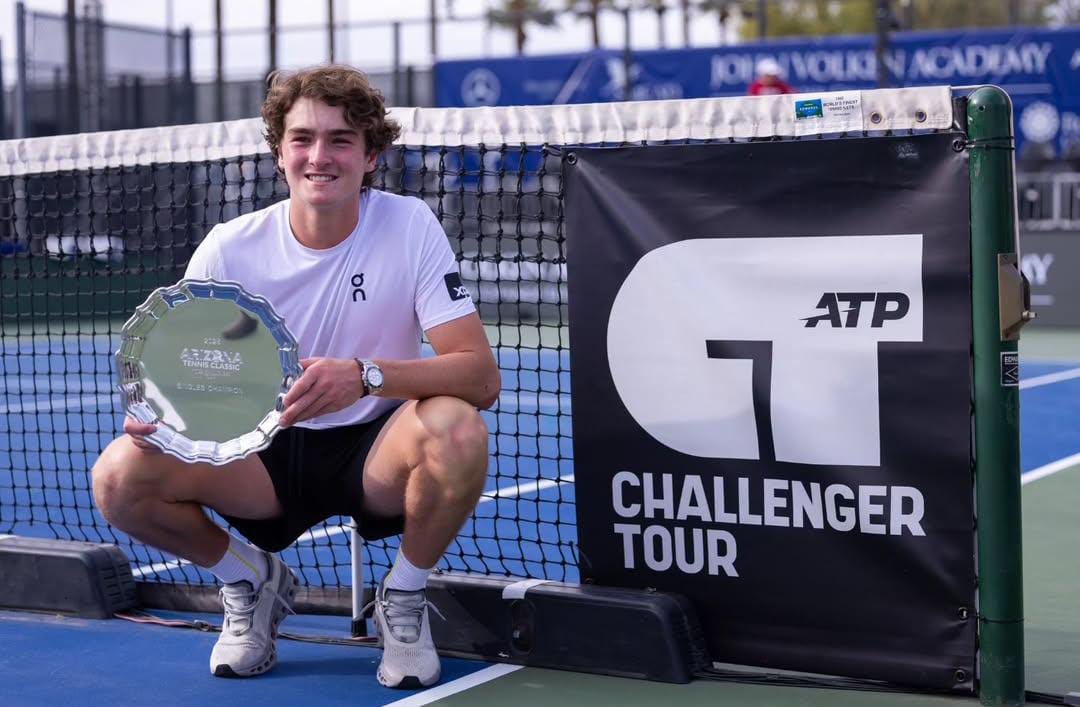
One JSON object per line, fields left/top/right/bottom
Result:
{"left": 261, "top": 65, "right": 402, "bottom": 188}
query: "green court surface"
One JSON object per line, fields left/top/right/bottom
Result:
{"left": 419, "top": 326, "right": 1080, "bottom": 706}
{"left": 418, "top": 460, "right": 1080, "bottom": 706}
{"left": 427, "top": 667, "right": 968, "bottom": 706}
{"left": 1021, "top": 326, "right": 1080, "bottom": 362}
{"left": 1021, "top": 458, "right": 1080, "bottom": 698}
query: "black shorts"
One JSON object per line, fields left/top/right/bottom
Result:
{"left": 220, "top": 406, "right": 404, "bottom": 553}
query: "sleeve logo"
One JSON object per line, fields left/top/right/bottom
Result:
{"left": 444, "top": 272, "right": 471, "bottom": 301}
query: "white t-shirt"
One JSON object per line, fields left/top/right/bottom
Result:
{"left": 184, "top": 189, "right": 476, "bottom": 428}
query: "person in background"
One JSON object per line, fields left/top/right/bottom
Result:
{"left": 748, "top": 58, "right": 794, "bottom": 96}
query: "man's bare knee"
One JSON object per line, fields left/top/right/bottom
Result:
{"left": 415, "top": 397, "right": 489, "bottom": 494}
{"left": 92, "top": 437, "right": 166, "bottom": 528}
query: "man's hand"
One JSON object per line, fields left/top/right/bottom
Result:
{"left": 279, "top": 357, "right": 365, "bottom": 427}
{"left": 123, "top": 417, "right": 161, "bottom": 453}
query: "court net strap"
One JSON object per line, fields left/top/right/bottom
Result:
{"left": 0, "top": 86, "right": 954, "bottom": 175}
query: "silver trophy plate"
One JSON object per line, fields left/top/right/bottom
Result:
{"left": 116, "top": 279, "right": 302, "bottom": 465}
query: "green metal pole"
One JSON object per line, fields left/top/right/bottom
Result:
{"left": 968, "top": 86, "right": 1025, "bottom": 707}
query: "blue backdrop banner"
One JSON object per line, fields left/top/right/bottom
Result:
{"left": 434, "top": 27, "right": 1080, "bottom": 159}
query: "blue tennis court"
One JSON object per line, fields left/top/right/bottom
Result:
{"left": 3, "top": 327, "right": 1080, "bottom": 705}
{"left": 0, "top": 336, "right": 577, "bottom": 583}
{"left": 3, "top": 341, "right": 1077, "bottom": 574}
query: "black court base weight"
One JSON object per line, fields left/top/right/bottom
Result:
{"left": 0, "top": 536, "right": 137, "bottom": 618}
{"left": 426, "top": 572, "right": 709, "bottom": 683}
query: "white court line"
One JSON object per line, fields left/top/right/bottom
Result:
{"left": 486, "top": 474, "right": 575, "bottom": 501}
{"left": 0, "top": 393, "right": 117, "bottom": 415}
{"left": 1020, "top": 366, "right": 1080, "bottom": 390}
{"left": 1021, "top": 452, "right": 1080, "bottom": 486}
{"left": 382, "top": 664, "right": 523, "bottom": 707}
{"left": 130, "top": 558, "right": 191, "bottom": 579}
{"left": 496, "top": 391, "right": 567, "bottom": 411}
{"left": 3, "top": 374, "right": 113, "bottom": 382}
{"left": 9, "top": 364, "right": 1070, "bottom": 408}
{"left": 3, "top": 390, "right": 558, "bottom": 415}
{"left": 133, "top": 473, "right": 576, "bottom": 578}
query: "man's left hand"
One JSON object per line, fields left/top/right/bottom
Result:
{"left": 279, "top": 357, "right": 364, "bottom": 427}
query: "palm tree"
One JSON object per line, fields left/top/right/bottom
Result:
{"left": 680, "top": 0, "right": 691, "bottom": 45}
{"left": 565, "top": 0, "right": 614, "bottom": 48}
{"left": 1050, "top": 0, "right": 1080, "bottom": 24}
{"left": 678, "top": 0, "right": 741, "bottom": 47}
{"left": 489, "top": 0, "right": 559, "bottom": 54}
{"left": 637, "top": 0, "right": 669, "bottom": 47}
{"left": 696, "top": 0, "right": 740, "bottom": 39}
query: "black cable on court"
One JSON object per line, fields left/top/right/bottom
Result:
{"left": 114, "top": 609, "right": 378, "bottom": 648}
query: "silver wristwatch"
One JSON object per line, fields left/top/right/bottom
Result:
{"left": 357, "top": 358, "right": 384, "bottom": 396}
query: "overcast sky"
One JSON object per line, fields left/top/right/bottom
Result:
{"left": 0, "top": 0, "right": 733, "bottom": 82}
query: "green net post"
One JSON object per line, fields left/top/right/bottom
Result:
{"left": 968, "top": 86, "right": 1027, "bottom": 707}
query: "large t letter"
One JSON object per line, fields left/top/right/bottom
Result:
{"left": 606, "top": 235, "right": 923, "bottom": 466}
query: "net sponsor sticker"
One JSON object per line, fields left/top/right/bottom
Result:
{"left": 792, "top": 92, "right": 864, "bottom": 135}
{"left": 795, "top": 99, "right": 824, "bottom": 119}
{"left": 1000, "top": 351, "right": 1019, "bottom": 386}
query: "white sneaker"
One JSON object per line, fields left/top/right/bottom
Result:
{"left": 373, "top": 583, "right": 442, "bottom": 689}
{"left": 210, "top": 553, "right": 297, "bottom": 678}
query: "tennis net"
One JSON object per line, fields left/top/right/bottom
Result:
{"left": 0, "top": 91, "right": 952, "bottom": 606}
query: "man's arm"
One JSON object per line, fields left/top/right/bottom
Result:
{"left": 375, "top": 312, "right": 500, "bottom": 409}
{"left": 278, "top": 312, "right": 500, "bottom": 427}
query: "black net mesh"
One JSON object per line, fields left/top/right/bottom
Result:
{"left": 0, "top": 95, "right": 949, "bottom": 600}
{"left": 0, "top": 134, "right": 575, "bottom": 597}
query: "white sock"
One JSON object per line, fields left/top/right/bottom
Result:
{"left": 205, "top": 535, "right": 268, "bottom": 587}
{"left": 384, "top": 551, "right": 432, "bottom": 593}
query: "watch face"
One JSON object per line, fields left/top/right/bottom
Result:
{"left": 368, "top": 367, "right": 384, "bottom": 388}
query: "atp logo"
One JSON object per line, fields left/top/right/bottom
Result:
{"left": 802, "top": 292, "right": 910, "bottom": 328}
{"left": 606, "top": 235, "right": 924, "bottom": 467}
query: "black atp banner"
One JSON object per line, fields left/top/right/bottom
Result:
{"left": 565, "top": 134, "right": 975, "bottom": 690}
